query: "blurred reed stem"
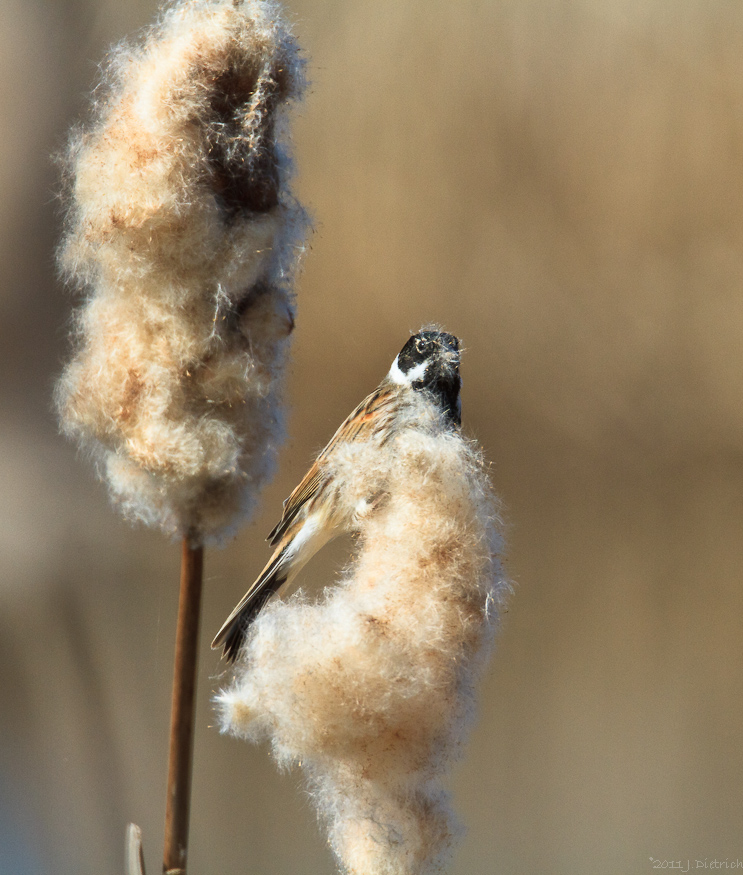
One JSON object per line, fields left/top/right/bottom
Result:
{"left": 163, "top": 538, "right": 204, "bottom": 875}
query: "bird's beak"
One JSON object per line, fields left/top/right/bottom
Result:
{"left": 440, "top": 342, "right": 460, "bottom": 372}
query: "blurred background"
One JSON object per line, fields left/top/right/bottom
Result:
{"left": 2, "top": 0, "right": 743, "bottom": 872}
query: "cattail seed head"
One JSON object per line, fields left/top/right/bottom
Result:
{"left": 56, "top": 0, "right": 308, "bottom": 543}
{"left": 217, "top": 405, "right": 509, "bottom": 874}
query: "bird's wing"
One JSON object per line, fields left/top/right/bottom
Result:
{"left": 266, "top": 383, "right": 398, "bottom": 547}
{"left": 212, "top": 382, "right": 400, "bottom": 662}
{"left": 266, "top": 465, "right": 323, "bottom": 546}
{"left": 211, "top": 535, "right": 295, "bottom": 660}
{"left": 212, "top": 502, "right": 335, "bottom": 662}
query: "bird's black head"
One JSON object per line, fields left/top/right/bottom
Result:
{"left": 388, "top": 329, "right": 462, "bottom": 425}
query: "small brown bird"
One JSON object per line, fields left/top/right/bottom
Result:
{"left": 212, "top": 328, "right": 461, "bottom": 662}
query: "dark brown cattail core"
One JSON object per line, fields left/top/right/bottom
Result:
{"left": 207, "top": 60, "right": 291, "bottom": 219}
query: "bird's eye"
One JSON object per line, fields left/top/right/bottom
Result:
{"left": 415, "top": 338, "right": 427, "bottom": 354}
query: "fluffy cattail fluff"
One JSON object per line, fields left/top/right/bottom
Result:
{"left": 56, "top": 0, "right": 308, "bottom": 543}
{"left": 217, "top": 403, "right": 509, "bottom": 875}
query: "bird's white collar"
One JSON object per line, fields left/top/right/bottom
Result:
{"left": 388, "top": 355, "right": 428, "bottom": 386}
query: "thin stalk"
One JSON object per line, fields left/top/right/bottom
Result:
{"left": 126, "top": 823, "right": 146, "bottom": 875}
{"left": 163, "top": 538, "right": 204, "bottom": 875}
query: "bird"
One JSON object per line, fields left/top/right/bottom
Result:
{"left": 212, "top": 328, "right": 462, "bottom": 662}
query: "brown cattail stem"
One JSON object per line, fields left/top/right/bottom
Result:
{"left": 163, "top": 538, "right": 204, "bottom": 875}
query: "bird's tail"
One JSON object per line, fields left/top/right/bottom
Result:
{"left": 211, "top": 552, "right": 289, "bottom": 663}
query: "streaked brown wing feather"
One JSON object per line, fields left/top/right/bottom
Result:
{"left": 267, "top": 466, "right": 323, "bottom": 545}
{"left": 267, "top": 383, "right": 398, "bottom": 546}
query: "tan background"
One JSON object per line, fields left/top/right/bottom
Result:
{"left": 1, "top": 0, "right": 742, "bottom": 872}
